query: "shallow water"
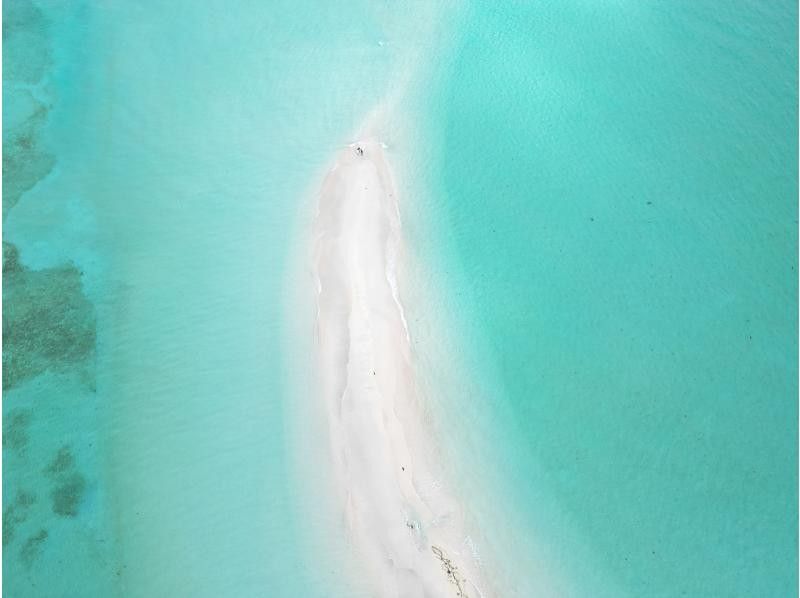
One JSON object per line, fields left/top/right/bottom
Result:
{"left": 3, "top": 0, "right": 430, "bottom": 595}
{"left": 3, "top": 1, "right": 796, "bottom": 596}
{"left": 408, "top": 1, "right": 797, "bottom": 596}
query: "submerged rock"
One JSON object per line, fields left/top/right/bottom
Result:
{"left": 2, "top": 490, "right": 37, "bottom": 547}
{"left": 3, "top": 0, "right": 52, "bottom": 85}
{"left": 2, "top": 243, "right": 95, "bottom": 390}
{"left": 44, "top": 445, "right": 75, "bottom": 477}
{"left": 19, "top": 529, "right": 48, "bottom": 567}
{"left": 3, "top": 408, "right": 32, "bottom": 452}
{"left": 50, "top": 472, "right": 87, "bottom": 518}
{"left": 2, "top": 105, "right": 56, "bottom": 216}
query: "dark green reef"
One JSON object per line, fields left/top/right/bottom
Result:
{"left": 2, "top": 0, "right": 55, "bottom": 218}
{"left": 3, "top": 242, "right": 96, "bottom": 391}
{"left": 2, "top": 1, "right": 114, "bottom": 593}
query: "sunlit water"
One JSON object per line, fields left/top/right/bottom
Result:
{"left": 3, "top": 1, "right": 796, "bottom": 596}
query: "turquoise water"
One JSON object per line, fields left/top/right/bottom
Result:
{"left": 3, "top": 0, "right": 796, "bottom": 596}
{"left": 3, "top": 0, "right": 429, "bottom": 595}
{"left": 407, "top": 1, "right": 797, "bottom": 596}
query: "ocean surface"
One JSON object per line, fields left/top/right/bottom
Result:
{"left": 3, "top": 1, "right": 796, "bottom": 597}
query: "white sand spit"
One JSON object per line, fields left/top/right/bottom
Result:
{"left": 312, "top": 139, "right": 486, "bottom": 598}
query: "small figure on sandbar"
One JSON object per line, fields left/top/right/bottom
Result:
{"left": 355, "top": 145, "right": 364, "bottom": 156}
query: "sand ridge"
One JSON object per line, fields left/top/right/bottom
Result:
{"left": 312, "top": 138, "right": 485, "bottom": 597}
